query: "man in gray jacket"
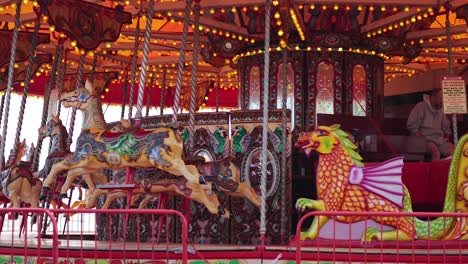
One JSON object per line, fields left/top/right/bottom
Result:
{"left": 407, "top": 88, "right": 453, "bottom": 161}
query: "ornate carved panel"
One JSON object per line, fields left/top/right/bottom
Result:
{"left": 176, "top": 195, "right": 229, "bottom": 244}
{"left": 229, "top": 122, "right": 291, "bottom": 244}
{"left": 352, "top": 65, "right": 367, "bottom": 116}
{"left": 0, "top": 54, "right": 51, "bottom": 91}
{"left": 316, "top": 61, "right": 335, "bottom": 115}
{"left": 38, "top": 0, "right": 131, "bottom": 51}
{"left": 306, "top": 52, "right": 345, "bottom": 130}
{"left": 456, "top": 4, "right": 468, "bottom": 24}
{"left": 179, "top": 81, "right": 213, "bottom": 112}
{"left": 0, "top": 30, "right": 50, "bottom": 67}
{"left": 61, "top": 72, "right": 118, "bottom": 94}
{"left": 270, "top": 53, "right": 298, "bottom": 131}
{"left": 248, "top": 65, "right": 261, "bottom": 110}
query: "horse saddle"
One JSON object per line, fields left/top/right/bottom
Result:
{"left": 1, "top": 163, "right": 35, "bottom": 195}
{"left": 99, "top": 129, "right": 151, "bottom": 144}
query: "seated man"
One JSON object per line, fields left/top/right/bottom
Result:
{"left": 407, "top": 88, "right": 454, "bottom": 160}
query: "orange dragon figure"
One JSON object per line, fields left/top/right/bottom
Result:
{"left": 295, "top": 124, "right": 468, "bottom": 242}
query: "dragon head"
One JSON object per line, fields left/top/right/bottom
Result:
{"left": 60, "top": 79, "right": 97, "bottom": 110}
{"left": 295, "top": 124, "right": 363, "bottom": 166}
{"left": 295, "top": 125, "right": 339, "bottom": 155}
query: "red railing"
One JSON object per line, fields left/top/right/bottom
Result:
{"left": 296, "top": 211, "right": 468, "bottom": 264}
{"left": 2, "top": 208, "right": 468, "bottom": 263}
{"left": 0, "top": 208, "right": 188, "bottom": 264}
{"left": 0, "top": 208, "right": 59, "bottom": 263}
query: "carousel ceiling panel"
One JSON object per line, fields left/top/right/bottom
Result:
{"left": 61, "top": 71, "right": 118, "bottom": 93}
{"left": 37, "top": 0, "right": 132, "bottom": 50}
{"left": 0, "top": 29, "right": 50, "bottom": 67}
{"left": 0, "top": 53, "right": 50, "bottom": 91}
{"left": 0, "top": 0, "right": 466, "bottom": 108}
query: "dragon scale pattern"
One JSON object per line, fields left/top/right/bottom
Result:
{"left": 318, "top": 143, "right": 416, "bottom": 238}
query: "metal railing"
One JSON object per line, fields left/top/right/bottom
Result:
{"left": 296, "top": 211, "right": 468, "bottom": 263}
{"left": 0, "top": 208, "right": 58, "bottom": 263}
{"left": 0, "top": 208, "right": 188, "bottom": 264}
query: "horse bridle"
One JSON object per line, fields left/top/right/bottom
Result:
{"left": 62, "top": 89, "right": 96, "bottom": 109}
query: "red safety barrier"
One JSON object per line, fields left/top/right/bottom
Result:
{"left": 49, "top": 208, "right": 189, "bottom": 264}
{"left": 296, "top": 211, "right": 468, "bottom": 264}
{"left": 0, "top": 208, "right": 59, "bottom": 264}
{"left": 0, "top": 208, "right": 188, "bottom": 264}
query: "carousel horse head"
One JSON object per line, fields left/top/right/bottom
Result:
{"left": 60, "top": 79, "right": 97, "bottom": 110}
{"left": 38, "top": 114, "right": 62, "bottom": 140}
{"left": 17, "top": 139, "right": 28, "bottom": 161}
{"left": 6, "top": 139, "right": 28, "bottom": 166}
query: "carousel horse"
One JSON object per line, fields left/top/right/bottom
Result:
{"left": 36, "top": 114, "right": 107, "bottom": 200}
{"left": 0, "top": 140, "right": 41, "bottom": 209}
{"left": 83, "top": 159, "right": 261, "bottom": 213}
{"left": 42, "top": 80, "right": 224, "bottom": 216}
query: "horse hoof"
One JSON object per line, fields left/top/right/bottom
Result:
{"left": 40, "top": 192, "right": 49, "bottom": 201}
{"left": 59, "top": 193, "right": 68, "bottom": 199}
{"left": 41, "top": 186, "right": 50, "bottom": 192}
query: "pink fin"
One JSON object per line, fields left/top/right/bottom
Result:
{"left": 349, "top": 157, "right": 405, "bottom": 208}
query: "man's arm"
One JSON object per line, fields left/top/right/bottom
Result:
{"left": 407, "top": 103, "right": 424, "bottom": 135}
{"left": 442, "top": 114, "right": 451, "bottom": 139}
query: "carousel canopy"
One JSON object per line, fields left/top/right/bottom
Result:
{"left": 0, "top": 0, "right": 466, "bottom": 110}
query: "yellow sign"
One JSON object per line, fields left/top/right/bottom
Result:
{"left": 441, "top": 76, "right": 467, "bottom": 114}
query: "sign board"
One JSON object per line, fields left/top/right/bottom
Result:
{"left": 441, "top": 76, "right": 467, "bottom": 114}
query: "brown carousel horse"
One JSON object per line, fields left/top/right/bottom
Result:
{"left": 42, "top": 80, "right": 224, "bottom": 216}
{"left": 0, "top": 139, "right": 41, "bottom": 209}
{"left": 83, "top": 159, "right": 261, "bottom": 213}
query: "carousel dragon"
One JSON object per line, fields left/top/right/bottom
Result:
{"left": 42, "top": 80, "right": 229, "bottom": 217}
{"left": 296, "top": 124, "right": 468, "bottom": 242}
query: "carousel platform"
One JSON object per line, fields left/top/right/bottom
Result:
{"left": 1, "top": 231, "right": 467, "bottom": 263}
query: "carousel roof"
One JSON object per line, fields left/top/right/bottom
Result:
{"left": 0, "top": 0, "right": 467, "bottom": 109}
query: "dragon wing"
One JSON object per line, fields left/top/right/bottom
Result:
{"left": 348, "top": 157, "right": 405, "bottom": 208}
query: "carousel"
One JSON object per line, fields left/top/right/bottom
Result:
{"left": 0, "top": 0, "right": 467, "bottom": 263}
